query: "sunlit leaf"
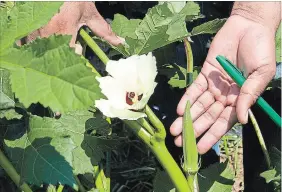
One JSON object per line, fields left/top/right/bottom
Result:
{"left": 4, "top": 111, "right": 123, "bottom": 187}
{"left": 153, "top": 169, "right": 175, "bottom": 192}
{"left": 0, "top": 35, "right": 103, "bottom": 113}
{"left": 159, "top": 64, "right": 201, "bottom": 88}
{"left": 111, "top": 2, "right": 200, "bottom": 55}
{"left": 191, "top": 18, "right": 226, "bottom": 36}
{"left": 198, "top": 161, "right": 235, "bottom": 192}
{"left": 0, "top": 2, "right": 63, "bottom": 53}
{"left": 260, "top": 169, "right": 281, "bottom": 183}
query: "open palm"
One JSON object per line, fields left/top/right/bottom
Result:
{"left": 170, "top": 15, "right": 277, "bottom": 154}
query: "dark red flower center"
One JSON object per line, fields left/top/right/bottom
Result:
{"left": 126, "top": 92, "right": 143, "bottom": 105}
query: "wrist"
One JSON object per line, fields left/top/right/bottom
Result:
{"left": 231, "top": 2, "right": 281, "bottom": 33}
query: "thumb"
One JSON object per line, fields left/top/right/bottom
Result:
{"left": 87, "top": 19, "right": 124, "bottom": 46}
{"left": 85, "top": 4, "right": 124, "bottom": 46}
{"left": 236, "top": 64, "right": 276, "bottom": 124}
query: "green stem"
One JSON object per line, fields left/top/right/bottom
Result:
{"left": 0, "top": 149, "right": 32, "bottom": 192}
{"left": 248, "top": 109, "right": 271, "bottom": 168}
{"left": 79, "top": 29, "right": 109, "bottom": 64}
{"left": 137, "top": 118, "right": 155, "bottom": 135}
{"left": 94, "top": 165, "right": 105, "bottom": 192}
{"left": 125, "top": 121, "right": 189, "bottom": 192}
{"left": 151, "top": 143, "right": 190, "bottom": 192}
{"left": 57, "top": 184, "right": 64, "bottom": 192}
{"left": 124, "top": 120, "right": 151, "bottom": 146}
{"left": 184, "top": 38, "right": 194, "bottom": 87}
{"left": 145, "top": 105, "right": 166, "bottom": 140}
{"left": 74, "top": 176, "right": 86, "bottom": 192}
{"left": 79, "top": 28, "right": 189, "bottom": 192}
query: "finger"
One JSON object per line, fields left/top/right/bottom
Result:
{"left": 193, "top": 101, "right": 225, "bottom": 138}
{"left": 197, "top": 106, "right": 237, "bottom": 154}
{"left": 236, "top": 28, "right": 276, "bottom": 124}
{"left": 85, "top": 4, "right": 123, "bottom": 46}
{"left": 237, "top": 64, "right": 276, "bottom": 124}
{"left": 190, "top": 91, "right": 215, "bottom": 121}
{"left": 177, "top": 73, "right": 208, "bottom": 116}
{"left": 174, "top": 134, "right": 183, "bottom": 147}
{"left": 170, "top": 117, "right": 183, "bottom": 136}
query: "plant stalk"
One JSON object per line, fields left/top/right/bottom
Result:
{"left": 94, "top": 165, "right": 105, "bottom": 192}
{"left": 0, "top": 149, "right": 32, "bottom": 192}
{"left": 57, "top": 184, "right": 64, "bottom": 192}
{"left": 145, "top": 105, "right": 166, "bottom": 140}
{"left": 79, "top": 29, "right": 109, "bottom": 64}
{"left": 248, "top": 109, "right": 271, "bottom": 168}
{"left": 184, "top": 37, "right": 194, "bottom": 87}
{"left": 79, "top": 28, "right": 189, "bottom": 192}
{"left": 74, "top": 175, "right": 86, "bottom": 192}
{"left": 151, "top": 142, "right": 190, "bottom": 192}
{"left": 137, "top": 118, "right": 155, "bottom": 135}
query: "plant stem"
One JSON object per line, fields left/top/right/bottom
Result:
{"left": 94, "top": 165, "right": 105, "bottom": 192}
{"left": 79, "top": 28, "right": 189, "bottom": 192}
{"left": 151, "top": 143, "right": 190, "bottom": 192}
{"left": 74, "top": 175, "right": 86, "bottom": 192}
{"left": 0, "top": 149, "right": 32, "bottom": 192}
{"left": 79, "top": 29, "right": 109, "bottom": 64}
{"left": 137, "top": 118, "right": 155, "bottom": 135}
{"left": 145, "top": 105, "right": 166, "bottom": 140}
{"left": 248, "top": 109, "right": 271, "bottom": 168}
{"left": 124, "top": 120, "right": 152, "bottom": 146}
{"left": 184, "top": 38, "right": 194, "bottom": 87}
{"left": 57, "top": 184, "right": 64, "bottom": 192}
{"left": 125, "top": 120, "right": 189, "bottom": 192}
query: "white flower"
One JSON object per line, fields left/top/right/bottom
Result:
{"left": 95, "top": 52, "right": 158, "bottom": 120}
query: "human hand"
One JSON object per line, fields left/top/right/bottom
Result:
{"left": 170, "top": 15, "right": 277, "bottom": 154}
{"left": 24, "top": 2, "right": 123, "bottom": 48}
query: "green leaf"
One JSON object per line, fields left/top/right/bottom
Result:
{"left": 191, "top": 18, "right": 226, "bottom": 36}
{"left": 275, "top": 23, "right": 281, "bottom": 62}
{"left": 111, "top": 2, "right": 200, "bottom": 55}
{"left": 158, "top": 1, "right": 186, "bottom": 13}
{"left": 111, "top": 14, "right": 141, "bottom": 39}
{"left": 159, "top": 64, "right": 201, "bottom": 88}
{"left": 153, "top": 169, "right": 176, "bottom": 192}
{"left": 0, "top": 2, "right": 63, "bottom": 53}
{"left": 0, "top": 69, "right": 22, "bottom": 120}
{"left": 0, "top": 35, "right": 103, "bottom": 113}
{"left": 4, "top": 111, "right": 123, "bottom": 187}
{"left": 260, "top": 169, "right": 281, "bottom": 183}
{"left": 0, "top": 108, "right": 22, "bottom": 120}
{"left": 0, "top": 69, "right": 14, "bottom": 106}
{"left": 198, "top": 161, "right": 235, "bottom": 192}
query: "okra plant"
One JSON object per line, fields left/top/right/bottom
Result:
{"left": 0, "top": 1, "right": 280, "bottom": 192}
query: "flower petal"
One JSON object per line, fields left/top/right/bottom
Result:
{"left": 106, "top": 55, "right": 142, "bottom": 93}
{"left": 95, "top": 99, "right": 146, "bottom": 120}
{"left": 96, "top": 76, "right": 126, "bottom": 109}
{"left": 136, "top": 52, "right": 158, "bottom": 92}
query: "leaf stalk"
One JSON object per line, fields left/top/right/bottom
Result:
{"left": 0, "top": 149, "right": 32, "bottom": 192}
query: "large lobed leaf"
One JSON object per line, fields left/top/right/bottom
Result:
{"left": 153, "top": 169, "right": 175, "bottom": 192}
{"left": 0, "top": 69, "right": 22, "bottom": 120}
{"left": 159, "top": 64, "right": 201, "bottom": 88}
{"left": 0, "top": 35, "right": 103, "bottom": 113}
{"left": 191, "top": 18, "right": 226, "bottom": 36}
{"left": 4, "top": 111, "right": 122, "bottom": 187}
{"left": 111, "top": 2, "right": 201, "bottom": 55}
{"left": 0, "top": 2, "right": 63, "bottom": 53}
{"left": 198, "top": 161, "right": 235, "bottom": 192}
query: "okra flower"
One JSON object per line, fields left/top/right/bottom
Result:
{"left": 95, "top": 52, "right": 158, "bottom": 120}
